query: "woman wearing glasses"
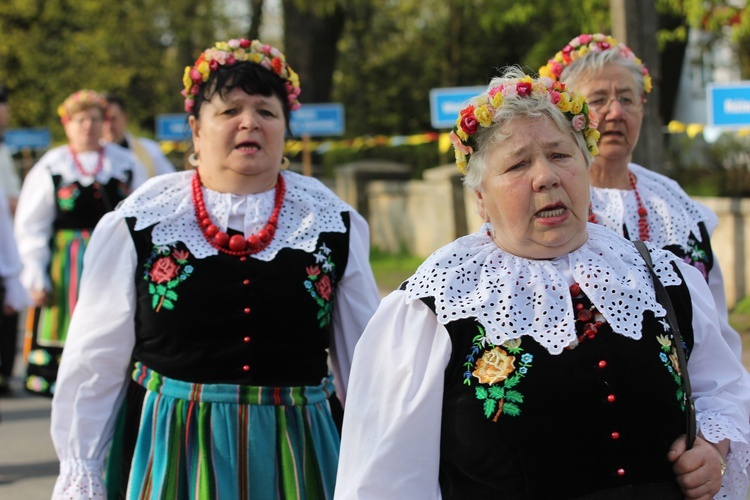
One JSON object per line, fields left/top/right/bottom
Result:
{"left": 540, "top": 34, "right": 743, "bottom": 360}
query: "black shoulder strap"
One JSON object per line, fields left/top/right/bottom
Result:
{"left": 633, "top": 240, "right": 696, "bottom": 449}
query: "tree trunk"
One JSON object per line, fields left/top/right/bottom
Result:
{"left": 248, "top": 0, "right": 264, "bottom": 41}
{"left": 610, "top": 0, "right": 665, "bottom": 173}
{"left": 282, "top": 0, "right": 346, "bottom": 104}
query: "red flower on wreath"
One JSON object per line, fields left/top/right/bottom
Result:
{"left": 149, "top": 256, "right": 179, "bottom": 284}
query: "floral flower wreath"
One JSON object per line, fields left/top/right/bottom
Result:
{"left": 539, "top": 33, "right": 652, "bottom": 94}
{"left": 182, "top": 38, "right": 302, "bottom": 113}
{"left": 449, "top": 75, "right": 600, "bottom": 174}
{"left": 57, "top": 90, "right": 108, "bottom": 123}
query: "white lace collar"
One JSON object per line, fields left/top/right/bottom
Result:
{"left": 44, "top": 144, "right": 134, "bottom": 187}
{"left": 591, "top": 163, "right": 718, "bottom": 248}
{"left": 115, "top": 170, "right": 351, "bottom": 260}
{"left": 404, "top": 223, "right": 682, "bottom": 355}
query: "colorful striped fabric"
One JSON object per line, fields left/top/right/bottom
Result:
{"left": 124, "top": 363, "right": 340, "bottom": 499}
{"left": 37, "top": 228, "right": 90, "bottom": 346}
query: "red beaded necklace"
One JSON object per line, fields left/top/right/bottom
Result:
{"left": 192, "top": 169, "right": 285, "bottom": 256}
{"left": 70, "top": 146, "right": 104, "bottom": 177}
{"left": 567, "top": 282, "right": 607, "bottom": 349}
{"left": 588, "top": 171, "right": 650, "bottom": 241}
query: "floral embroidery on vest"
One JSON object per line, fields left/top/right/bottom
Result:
{"left": 464, "top": 326, "right": 533, "bottom": 422}
{"left": 681, "top": 236, "right": 709, "bottom": 280}
{"left": 657, "top": 327, "right": 688, "bottom": 410}
{"left": 57, "top": 184, "right": 80, "bottom": 211}
{"left": 143, "top": 244, "right": 194, "bottom": 312}
{"left": 304, "top": 242, "right": 335, "bottom": 328}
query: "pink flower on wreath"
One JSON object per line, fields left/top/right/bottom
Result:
{"left": 149, "top": 257, "right": 179, "bottom": 284}
{"left": 549, "top": 90, "right": 561, "bottom": 105}
{"left": 460, "top": 113, "right": 478, "bottom": 136}
{"left": 315, "top": 275, "right": 333, "bottom": 301}
{"left": 449, "top": 131, "right": 473, "bottom": 157}
{"left": 572, "top": 114, "right": 587, "bottom": 131}
{"left": 516, "top": 82, "right": 532, "bottom": 96}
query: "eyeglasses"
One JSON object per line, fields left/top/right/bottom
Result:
{"left": 587, "top": 94, "right": 644, "bottom": 114}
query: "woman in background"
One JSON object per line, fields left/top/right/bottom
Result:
{"left": 14, "top": 90, "right": 146, "bottom": 396}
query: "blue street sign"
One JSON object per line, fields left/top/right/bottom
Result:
{"left": 708, "top": 82, "right": 750, "bottom": 128}
{"left": 156, "top": 114, "right": 191, "bottom": 141}
{"left": 429, "top": 86, "right": 486, "bottom": 130}
{"left": 290, "top": 103, "right": 345, "bottom": 136}
{"left": 3, "top": 128, "right": 51, "bottom": 151}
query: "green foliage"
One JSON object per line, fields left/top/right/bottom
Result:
{"left": 368, "top": 247, "right": 423, "bottom": 293}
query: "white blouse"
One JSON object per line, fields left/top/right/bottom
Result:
{"left": 591, "top": 162, "right": 742, "bottom": 360}
{"left": 335, "top": 226, "right": 750, "bottom": 500}
{"left": 0, "top": 187, "right": 28, "bottom": 310}
{"left": 50, "top": 170, "right": 381, "bottom": 499}
{"left": 14, "top": 143, "right": 148, "bottom": 293}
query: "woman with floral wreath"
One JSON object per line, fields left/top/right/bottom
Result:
{"left": 539, "top": 33, "right": 743, "bottom": 362}
{"left": 50, "top": 39, "right": 380, "bottom": 499}
{"left": 334, "top": 68, "right": 750, "bottom": 499}
{"left": 14, "top": 90, "right": 147, "bottom": 397}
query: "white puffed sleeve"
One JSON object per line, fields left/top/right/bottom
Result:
{"left": 50, "top": 212, "right": 137, "bottom": 500}
{"left": 329, "top": 209, "right": 381, "bottom": 405}
{"left": 679, "top": 261, "right": 750, "bottom": 499}
{"left": 14, "top": 161, "right": 56, "bottom": 292}
{"left": 334, "top": 290, "right": 450, "bottom": 499}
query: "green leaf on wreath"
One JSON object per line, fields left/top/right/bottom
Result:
{"left": 483, "top": 398, "right": 496, "bottom": 419}
{"left": 505, "top": 390, "right": 524, "bottom": 403}
{"left": 475, "top": 386, "right": 488, "bottom": 400}
{"left": 503, "top": 401, "right": 521, "bottom": 416}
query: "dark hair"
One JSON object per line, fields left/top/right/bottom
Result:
{"left": 104, "top": 93, "right": 125, "bottom": 112}
{"left": 190, "top": 62, "right": 292, "bottom": 131}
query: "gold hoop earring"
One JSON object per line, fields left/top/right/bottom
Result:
{"left": 281, "top": 157, "right": 290, "bottom": 170}
{"left": 188, "top": 153, "right": 199, "bottom": 167}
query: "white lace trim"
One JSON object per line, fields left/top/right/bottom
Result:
{"left": 52, "top": 459, "right": 106, "bottom": 499}
{"left": 115, "top": 170, "right": 351, "bottom": 260}
{"left": 404, "top": 223, "right": 681, "bottom": 355}
{"left": 591, "top": 163, "right": 718, "bottom": 248}
{"left": 699, "top": 411, "right": 750, "bottom": 499}
{"left": 43, "top": 144, "right": 138, "bottom": 187}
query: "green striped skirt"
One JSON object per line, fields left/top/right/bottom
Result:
{"left": 25, "top": 228, "right": 90, "bottom": 396}
{"left": 107, "top": 362, "right": 341, "bottom": 500}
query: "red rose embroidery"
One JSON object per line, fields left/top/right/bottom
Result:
{"left": 149, "top": 257, "right": 179, "bottom": 284}
{"left": 58, "top": 186, "right": 75, "bottom": 199}
{"left": 315, "top": 275, "right": 332, "bottom": 301}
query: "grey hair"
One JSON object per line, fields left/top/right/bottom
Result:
{"left": 560, "top": 49, "right": 646, "bottom": 96}
{"left": 462, "top": 66, "right": 594, "bottom": 192}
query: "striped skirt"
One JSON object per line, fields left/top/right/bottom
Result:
{"left": 24, "top": 228, "right": 90, "bottom": 396}
{"left": 107, "top": 363, "right": 341, "bottom": 500}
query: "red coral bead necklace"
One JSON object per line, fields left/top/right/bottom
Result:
{"left": 588, "top": 171, "right": 650, "bottom": 241}
{"left": 192, "top": 169, "right": 285, "bottom": 256}
{"left": 70, "top": 146, "right": 104, "bottom": 177}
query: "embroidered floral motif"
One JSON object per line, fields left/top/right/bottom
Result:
{"left": 57, "top": 184, "right": 80, "bottom": 211}
{"left": 465, "top": 327, "right": 533, "bottom": 422}
{"left": 681, "top": 236, "right": 709, "bottom": 280}
{"left": 656, "top": 331, "right": 687, "bottom": 410}
{"left": 303, "top": 242, "right": 335, "bottom": 328}
{"left": 143, "top": 245, "right": 193, "bottom": 312}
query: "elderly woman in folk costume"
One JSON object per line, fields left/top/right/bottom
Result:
{"left": 539, "top": 33, "right": 743, "bottom": 363}
{"left": 14, "top": 90, "right": 147, "bottom": 397}
{"left": 334, "top": 67, "right": 750, "bottom": 499}
{"left": 50, "top": 39, "right": 380, "bottom": 499}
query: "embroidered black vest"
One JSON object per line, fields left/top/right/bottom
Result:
{"left": 624, "top": 221, "right": 714, "bottom": 284}
{"left": 126, "top": 212, "right": 351, "bottom": 387}
{"left": 52, "top": 173, "right": 133, "bottom": 231}
{"left": 417, "top": 262, "right": 695, "bottom": 499}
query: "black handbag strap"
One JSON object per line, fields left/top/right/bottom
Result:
{"left": 633, "top": 240, "right": 696, "bottom": 449}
